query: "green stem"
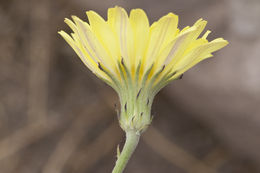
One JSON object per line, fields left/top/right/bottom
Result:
{"left": 112, "top": 130, "right": 140, "bottom": 173}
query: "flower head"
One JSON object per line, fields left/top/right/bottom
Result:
{"left": 59, "top": 6, "right": 228, "bottom": 133}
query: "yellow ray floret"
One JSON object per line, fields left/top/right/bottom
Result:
{"left": 58, "top": 6, "right": 228, "bottom": 95}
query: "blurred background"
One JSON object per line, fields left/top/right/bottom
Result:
{"left": 0, "top": 0, "right": 260, "bottom": 172}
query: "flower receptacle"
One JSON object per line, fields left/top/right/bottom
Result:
{"left": 118, "top": 87, "right": 154, "bottom": 134}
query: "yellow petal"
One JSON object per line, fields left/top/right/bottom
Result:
{"left": 143, "top": 13, "right": 178, "bottom": 70}
{"left": 202, "top": 30, "right": 211, "bottom": 39}
{"left": 59, "top": 7, "right": 229, "bottom": 94}
{"left": 58, "top": 31, "right": 90, "bottom": 68}
{"left": 86, "top": 10, "right": 120, "bottom": 66}
{"left": 163, "top": 22, "right": 210, "bottom": 71}
{"left": 68, "top": 17, "right": 98, "bottom": 63}
{"left": 71, "top": 15, "right": 117, "bottom": 75}
{"left": 174, "top": 38, "right": 229, "bottom": 76}
{"left": 129, "top": 8, "right": 150, "bottom": 69}
{"left": 151, "top": 27, "right": 198, "bottom": 84}
{"left": 107, "top": 6, "right": 134, "bottom": 69}
{"left": 64, "top": 18, "right": 78, "bottom": 32}
{"left": 155, "top": 26, "right": 197, "bottom": 67}
{"left": 191, "top": 18, "right": 207, "bottom": 40}
{"left": 58, "top": 31, "right": 110, "bottom": 81}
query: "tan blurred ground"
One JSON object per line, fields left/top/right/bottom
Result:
{"left": 0, "top": 0, "right": 260, "bottom": 172}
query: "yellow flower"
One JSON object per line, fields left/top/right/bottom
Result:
{"left": 59, "top": 6, "right": 228, "bottom": 133}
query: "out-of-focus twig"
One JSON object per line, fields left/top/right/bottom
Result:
{"left": 42, "top": 100, "right": 112, "bottom": 173}
{"left": 27, "top": 0, "right": 50, "bottom": 122}
{"left": 0, "top": 155, "right": 20, "bottom": 173}
{"left": 201, "top": 147, "right": 230, "bottom": 170}
{"left": 68, "top": 121, "right": 122, "bottom": 173}
{"left": 143, "top": 126, "right": 217, "bottom": 173}
{"left": 0, "top": 120, "right": 56, "bottom": 160}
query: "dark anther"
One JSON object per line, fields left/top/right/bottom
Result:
{"left": 179, "top": 74, "right": 184, "bottom": 79}
{"left": 121, "top": 58, "right": 125, "bottom": 66}
{"left": 98, "top": 62, "right": 104, "bottom": 71}
{"left": 168, "top": 71, "right": 177, "bottom": 79}
{"left": 140, "top": 112, "right": 143, "bottom": 116}
{"left": 161, "top": 65, "right": 165, "bottom": 71}
{"left": 136, "top": 88, "right": 142, "bottom": 99}
{"left": 124, "top": 103, "right": 127, "bottom": 111}
{"left": 131, "top": 116, "right": 135, "bottom": 122}
{"left": 146, "top": 99, "right": 150, "bottom": 106}
{"left": 172, "top": 71, "right": 177, "bottom": 76}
